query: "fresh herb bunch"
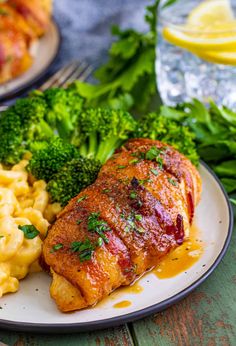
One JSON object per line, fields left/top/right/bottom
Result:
{"left": 160, "top": 99, "right": 236, "bottom": 193}
{"left": 74, "top": 1, "right": 160, "bottom": 113}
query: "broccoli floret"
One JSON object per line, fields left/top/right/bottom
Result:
{"left": 41, "top": 85, "right": 84, "bottom": 141}
{"left": 47, "top": 157, "right": 101, "bottom": 206}
{"left": 0, "top": 96, "right": 55, "bottom": 165}
{"left": 27, "top": 137, "right": 78, "bottom": 181}
{"left": 13, "top": 97, "right": 54, "bottom": 141}
{"left": 0, "top": 108, "right": 24, "bottom": 165}
{"left": 135, "top": 112, "right": 199, "bottom": 166}
{"left": 72, "top": 108, "right": 137, "bottom": 163}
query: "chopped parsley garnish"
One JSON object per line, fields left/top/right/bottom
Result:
{"left": 156, "top": 157, "right": 163, "bottom": 169}
{"left": 97, "top": 237, "right": 103, "bottom": 247}
{"left": 130, "top": 191, "right": 137, "bottom": 199}
{"left": 18, "top": 225, "right": 40, "bottom": 239}
{"left": 77, "top": 195, "right": 88, "bottom": 203}
{"left": 145, "top": 146, "right": 165, "bottom": 169}
{"left": 150, "top": 168, "right": 158, "bottom": 176}
{"left": 138, "top": 178, "right": 152, "bottom": 185}
{"left": 135, "top": 214, "right": 142, "bottom": 221}
{"left": 136, "top": 227, "right": 145, "bottom": 233}
{"left": 122, "top": 212, "right": 144, "bottom": 234}
{"left": 129, "top": 158, "right": 139, "bottom": 164}
{"left": 117, "top": 165, "right": 127, "bottom": 169}
{"left": 71, "top": 238, "right": 95, "bottom": 262}
{"left": 77, "top": 219, "right": 82, "bottom": 225}
{"left": 168, "top": 178, "right": 178, "bottom": 186}
{"left": 145, "top": 146, "right": 161, "bottom": 160}
{"left": 102, "top": 188, "right": 111, "bottom": 194}
{"left": 0, "top": 235, "right": 4, "bottom": 239}
{"left": 87, "top": 212, "right": 111, "bottom": 244}
{"left": 50, "top": 243, "right": 63, "bottom": 253}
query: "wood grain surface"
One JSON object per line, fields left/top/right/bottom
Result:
{"left": 1, "top": 217, "right": 235, "bottom": 346}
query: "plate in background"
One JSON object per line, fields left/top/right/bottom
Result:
{"left": 0, "top": 20, "right": 61, "bottom": 101}
{"left": 0, "top": 163, "right": 233, "bottom": 333}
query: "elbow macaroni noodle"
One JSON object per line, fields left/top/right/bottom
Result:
{"left": 0, "top": 160, "right": 61, "bottom": 297}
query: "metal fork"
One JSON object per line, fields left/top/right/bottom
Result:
{"left": 0, "top": 60, "right": 93, "bottom": 112}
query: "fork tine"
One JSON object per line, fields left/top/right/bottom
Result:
{"left": 49, "top": 61, "right": 83, "bottom": 89}
{"left": 38, "top": 63, "right": 72, "bottom": 91}
{"left": 39, "top": 61, "right": 79, "bottom": 91}
{"left": 62, "top": 62, "right": 93, "bottom": 87}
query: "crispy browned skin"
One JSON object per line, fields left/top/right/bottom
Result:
{"left": 43, "top": 139, "right": 202, "bottom": 312}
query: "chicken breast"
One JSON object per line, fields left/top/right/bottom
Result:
{"left": 42, "top": 139, "right": 201, "bottom": 312}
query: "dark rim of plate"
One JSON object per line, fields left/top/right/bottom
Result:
{"left": 0, "top": 161, "right": 234, "bottom": 333}
{"left": 0, "top": 19, "right": 61, "bottom": 102}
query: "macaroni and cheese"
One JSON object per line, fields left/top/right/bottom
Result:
{"left": 0, "top": 160, "right": 61, "bottom": 297}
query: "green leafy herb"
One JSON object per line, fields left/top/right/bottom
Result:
{"left": 130, "top": 191, "right": 137, "bottom": 199}
{"left": 71, "top": 238, "right": 95, "bottom": 262}
{"left": 156, "top": 157, "right": 163, "bottom": 169}
{"left": 129, "top": 158, "right": 139, "bottom": 164}
{"left": 77, "top": 219, "right": 82, "bottom": 225}
{"left": 168, "top": 178, "right": 178, "bottom": 186}
{"left": 135, "top": 214, "right": 142, "bottom": 221}
{"left": 160, "top": 99, "right": 236, "bottom": 193}
{"left": 18, "top": 225, "right": 40, "bottom": 239}
{"left": 145, "top": 146, "right": 160, "bottom": 160}
{"left": 50, "top": 243, "right": 64, "bottom": 253}
{"left": 150, "top": 168, "right": 159, "bottom": 176}
{"left": 87, "top": 212, "right": 111, "bottom": 243}
{"left": 74, "top": 1, "right": 160, "bottom": 113}
{"left": 117, "top": 165, "right": 127, "bottom": 169}
{"left": 77, "top": 195, "right": 88, "bottom": 203}
{"left": 230, "top": 198, "right": 236, "bottom": 206}
{"left": 97, "top": 237, "right": 103, "bottom": 247}
{"left": 102, "top": 188, "right": 111, "bottom": 193}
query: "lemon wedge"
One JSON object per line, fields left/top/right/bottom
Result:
{"left": 163, "top": 0, "right": 236, "bottom": 55}
{"left": 187, "top": 0, "right": 234, "bottom": 26}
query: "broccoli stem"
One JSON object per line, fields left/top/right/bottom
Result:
{"left": 56, "top": 117, "right": 73, "bottom": 141}
{"left": 96, "top": 137, "right": 122, "bottom": 163}
{"left": 88, "top": 132, "right": 98, "bottom": 159}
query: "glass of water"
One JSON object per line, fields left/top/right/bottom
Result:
{"left": 156, "top": 0, "right": 236, "bottom": 109}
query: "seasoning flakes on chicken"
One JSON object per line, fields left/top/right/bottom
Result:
{"left": 42, "top": 139, "right": 202, "bottom": 312}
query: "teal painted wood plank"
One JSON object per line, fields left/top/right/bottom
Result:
{"left": 0, "top": 325, "right": 134, "bottom": 346}
{"left": 131, "top": 222, "right": 236, "bottom": 346}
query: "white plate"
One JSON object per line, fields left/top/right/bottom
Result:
{"left": 0, "top": 20, "right": 61, "bottom": 101}
{"left": 0, "top": 162, "right": 233, "bottom": 333}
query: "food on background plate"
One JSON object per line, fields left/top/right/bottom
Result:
{"left": 42, "top": 138, "right": 201, "bottom": 312}
{"left": 0, "top": 0, "right": 52, "bottom": 83}
{"left": 0, "top": 159, "right": 61, "bottom": 297}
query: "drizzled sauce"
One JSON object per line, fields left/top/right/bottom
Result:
{"left": 113, "top": 300, "right": 132, "bottom": 308}
{"left": 97, "top": 281, "right": 143, "bottom": 308}
{"left": 154, "top": 224, "right": 203, "bottom": 279}
{"left": 98, "top": 224, "right": 203, "bottom": 309}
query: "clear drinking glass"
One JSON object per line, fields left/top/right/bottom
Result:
{"left": 156, "top": 0, "right": 236, "bottom": 109}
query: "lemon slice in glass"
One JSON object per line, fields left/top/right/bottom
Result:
{"left": 163, "top": 0, "right": 236, "bottom": 53}
{"left": 196, "top": 50, "right": 236, "bottom": 64}
{"left": 187, "top": 0, "right": 234, "bottom": 26}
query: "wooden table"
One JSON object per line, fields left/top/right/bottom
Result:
{"left": 0, "top": 213, "right": 235, "bottom": 346}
